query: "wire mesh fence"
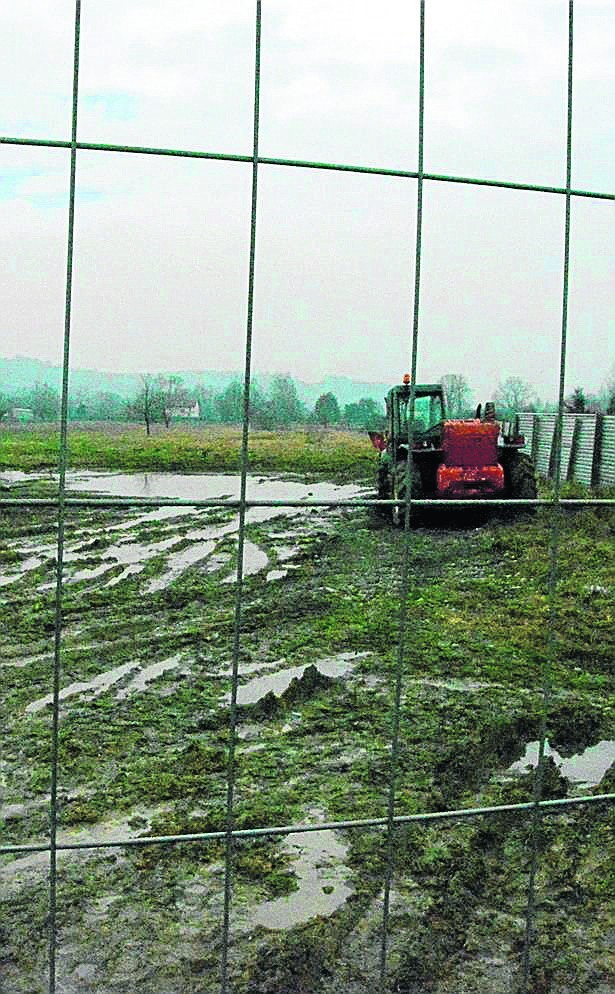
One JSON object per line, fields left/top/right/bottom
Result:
{"left": 1, "top": 2, "right": 613, "bottom": 992}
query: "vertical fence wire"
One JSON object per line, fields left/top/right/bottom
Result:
{"left": 379, "top": 1, "right": 426, "bottom": 982}
{"left": 48, "top": 3, "right": 81, "bottom": 992}
{"left": 220, "top": 3, "right": 261, "bottom": 991}
{"left": 520, "top": 2, "right": 575, "bottom": 990}
{"left": 1, "top": 1, "right": 610, "bottom": 992}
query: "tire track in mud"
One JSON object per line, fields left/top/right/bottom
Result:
{"left": 1, "top": 476, "right": 613, "bottom": 993}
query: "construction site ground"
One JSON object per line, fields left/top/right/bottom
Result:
{"left": 0, "top": 467, "right": 613, "bottom": 994}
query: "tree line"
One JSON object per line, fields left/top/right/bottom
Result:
{"left": 2, "top": 368, "right": 614, "bottom": 432}
{"left": 0, "top": 374, "right": 386, "bottom": 433}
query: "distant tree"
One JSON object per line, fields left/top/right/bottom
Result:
{"left": 0, "top": 391, "right": 11, "bottom": 419}
{"left": 248, "top": 380, "right": 275, "bottom": 429}
{"left": 314, "top": 392, "right": 340, "bottom": 428}
{"left": 600, "top": 362, "right": 615, "bottom": 415}
{"left": 566, "top": 386, "right": 586, "bottom": 413}
{"left": 343, "top": 397, "right": 383, "bottom": 430}
{"left": 440, "top": 373, "right": 472, "bottom": 418}
{"left": 129, "top": 375, "right": 165, "bottom": 435}
{"left": 268, "top": 375, "right": 306, "bottom": 426}
{"left": 494, "top": 376, "right": 537, "bottom": 414}
{"left": 215, "top": 380, "right": 244, "bottom": 424}
{"left": 91, "top": 390, "right": 126, "bottom": 422}
{"left": 157, "top": 375, "right": 192, "bottom": 428}
{"left": 28, "top": 382, "right": 60, "bottom": 421}
{"left": 68, "top": 387, "right": 90, "bottom": 421}
{"left": 194, "top": 385, "right": 219, "bottom": 423}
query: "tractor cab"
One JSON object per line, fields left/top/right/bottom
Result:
{"left": 386, "top": 381, "right": 445, "bottom": 453}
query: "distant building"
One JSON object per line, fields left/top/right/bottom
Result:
{"left": 167, "top": 401, "right": 200, "bottom": 420}
{"left": 2, "top": 407, "right": 34, "bottom": 423}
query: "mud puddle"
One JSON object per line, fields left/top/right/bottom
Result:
{"left": 1, "top": 472, "right": 364, "bottom": 595}
{"left": 222, "top": 540, "right": 269, "bottom": 585}
{"left": 0, "top": 806, "right": 163, "bottom": 898}
{"left": 508, "top": 738, "right": 615, "bottom": 787}
{"left": 25, "top": 660, "right": 140, "bottom": 714}
{"left": 25, "top": 654, "right": 185, "bottom": 715}
{"left": 249, "top": 812, "right": 353, "bottom": 930}
{"left": 266, "top": 568, "right": 288, "bottom": 582}
{"left": 62, "top": 471, "right": 364, "bottom": 505}
{"left": 226, "top": 652, "right": 371, "bottom": 706}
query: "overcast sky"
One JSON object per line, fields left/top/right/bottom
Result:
{"left": 1, "top": 0, "right": 613, "bottom": 401}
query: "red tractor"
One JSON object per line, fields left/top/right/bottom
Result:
{"left": 369, "top": 378, "right": 536, "bottom": 524}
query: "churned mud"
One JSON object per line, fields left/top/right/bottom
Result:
{"left": 0, "top": 470, "right": 613, "bottom": 993}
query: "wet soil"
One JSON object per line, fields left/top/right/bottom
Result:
{"left": 0, "top": 471, "right": 613, "bottom": 993}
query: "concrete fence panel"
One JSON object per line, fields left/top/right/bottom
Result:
{"left": 516, "top": 412, "right": 615, "bottom": 488}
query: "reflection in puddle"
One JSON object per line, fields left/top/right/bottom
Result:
{"left": 508, "top": 739, "right": 615, "bottom": 786}
{"left": 227, "top": 652, "right": 370, "bottom": 706}
{"left": 252, "top": 818, "right": 353, "bottom": 930}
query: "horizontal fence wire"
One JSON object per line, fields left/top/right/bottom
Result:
{"left": 1, "top": 1, "right": 613, "bottom": 992}
{"left": 2, "top": 793, "right": 613, "bottom": 857}
{"left": 1, "top": 134, "right": 614, "bottom": 201}
{"left": 0, "top": 496, "right": 613, "bottom": 508}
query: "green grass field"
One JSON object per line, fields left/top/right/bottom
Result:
{"left": 0, "top": 423, "right": 377, "bottom": 479}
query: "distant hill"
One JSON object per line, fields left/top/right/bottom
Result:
{"left": 0, "top": 356, "right": 392, "bottom": 408}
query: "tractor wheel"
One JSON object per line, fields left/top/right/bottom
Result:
{"left": 392, "top": 460, "right": 423, "bottom": 527}
{"left": 507, "top": 452, "right": 538, "bottom": 502}
{"left": 375, "top": 463, "right": 393, "bottom": 518}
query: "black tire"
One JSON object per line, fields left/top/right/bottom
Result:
{"left": 507, "top": 452, "right": 537, "bottom": 501}
{"left": 375, "top": 463, "right": 393, "bottom": 517}
{"left": 392, "top": 459, "right": 423, "bottom": 527}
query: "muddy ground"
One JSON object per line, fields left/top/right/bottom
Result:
{"left": 0, "top": 470, "right": 613, "bottom": 994}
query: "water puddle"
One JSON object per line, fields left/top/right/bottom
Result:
{"left": 0, "top": 806, "right": 163, "bottom": 897}
{"left": 204, "top": 657, "right": 294, "bottom": 682}
{"left": 236, "top": 723, "right": 262, "bottom": 741}
{"left": 0, "top": 555, "right": 45, "bottom": 589}
{"left": 116, "top": 655, "right": 183, "bottom": 699}
{"left": 25, "top": 655, "right": 186, "bottom": 714}
{"left": 251, "top": 813, "right": 353, "bottom": 930}
{"left": 266, "top": 569, "right": 288, "bottom": 583}
{"left": 222, "top": 540, "right": 269, "bottom": 584}
{"left": 3, "top": 473, "right": 364, "bottom": 594}
{"left": 67, "top": 535, "right": 180, "bottom": 586}
{"left": 146, "top": 539, "right": 217, "bottom": 593}
{"left": 227, "top": 652, "right": 370, "bottom": 707}
{"left": 508, "top": 739, "right": 615, "bottom": 786}
{"left": 1, "top": 471, "right": 47, "bottom": 485}
{"left": 25, "top": 660, "right": 140, "bottom": 714}
{"left": 62, "top": 471, "right": 364, "bottom": 506}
